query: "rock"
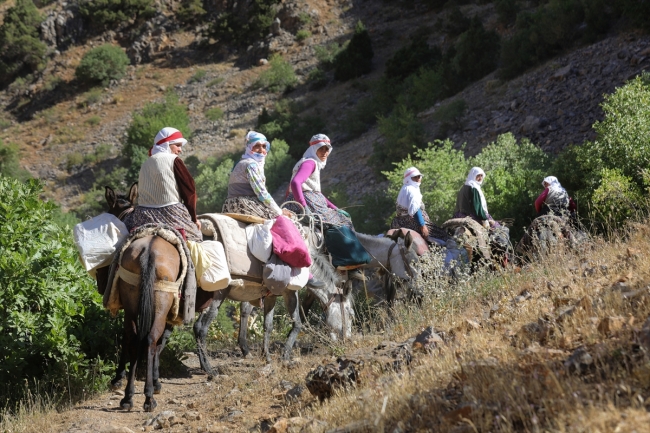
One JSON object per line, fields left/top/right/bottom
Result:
{"left": 517, "top": 320, "right": 551, "bottom": 346}
{"left": 520, "top": 115, "right": 541, "bottom": 133}
{"left": 100, "top": 426, "right": 135, "bottom": 433}
{"left": 144, "top": 411, "right": 179, "bottom": 429}
{"left": 412, "top": 326, "right": 444, "bottom": 353}
{"left": 258, "top": 58, "right": 269, "bottom": 66}
{"left": 268, "top": 417, "right": 327, "bottom": 433}
{"left": 183, "top": 411, "right": 201, "bottom": 421}
{"left": 285, "top": 385, "right": 307, "bottom": 403}
{"left": 597, "top": 316, "right": 626, "bottom": 336}
{"left": 564, "top": 346, "right": 593, "bottom": 373}
{"left": 551, "top": 64, "right": 573, "bottom": 81}
{"left": 271, "top": 18, "right": 281, "bottom": 36}
{"left": 305, "top": 358, "right": 362, "bottom": 401}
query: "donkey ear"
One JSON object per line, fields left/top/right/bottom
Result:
{"left": 105, "top": 186, "right": 116, "bottom": 208}
{"left": 128, "top": 182, "right": 138, "bottom": 204}
{"left": 404, "top": 231, "right": 414, "bottom": 250}
{"left": 386, "top": 230, "right": 401, "bottom": 242}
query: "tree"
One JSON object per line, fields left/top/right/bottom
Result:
{"left": 334, "top": 21, "right": 374, "bottom": 81}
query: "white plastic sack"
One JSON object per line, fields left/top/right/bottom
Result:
{"left": 199, "top": 240, "right": 232, "bottom": 292}
{"left": 287, "top": 266, "right": 310, "bottom": 291}
{"left": 73, "top": 213, "right": 129, "bottom": 272}
{"left": 245, "top": 219, "right": 274, "bottom": 263}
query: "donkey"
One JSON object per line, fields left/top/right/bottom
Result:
{"left": 104, "top": 184, "right": 180, "bottom": 412}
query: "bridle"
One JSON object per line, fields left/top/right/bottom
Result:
{"left": 116, "top": 204, "right": 134, "bottom": 221}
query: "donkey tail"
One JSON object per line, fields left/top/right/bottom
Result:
{"left": 137, "top": 238, "right": 157, "bottom": 345}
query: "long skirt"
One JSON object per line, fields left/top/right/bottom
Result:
{"left": 392, "top": 204, "right": 449, "bottom": 241}
{"left": 284, "top": 191, "right": 353, "bottom": 229}
{"left": 124, "top": 203, "right": 202, "bottom": 242}
{"left": 222, "top": 196, "right": 277, "bottom": 220}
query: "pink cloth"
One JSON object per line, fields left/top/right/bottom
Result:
{"left": 270, "top": 215, "right": 312, "bottom": 268}
{"left": 290, "top": 160, "right": 337, "bottom": 209}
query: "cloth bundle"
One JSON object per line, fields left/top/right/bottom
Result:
{"left": 74, "top": 213, "right": 129, "bottom": 272}
{"left": 324, "top": 225, "right": 371, "bottom": 268}
{"left": 187, "top": 240, "right": 231, "bottom": 292}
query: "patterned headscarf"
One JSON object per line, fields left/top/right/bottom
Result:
{"left": 150, "top": 127, "right": 187, "bottom": 156}
{"left": 302, "top": 134, "right": 332, "bottom": 170}
{"left": 242, "top": 131, "right": 270, "bottom": 165}
{"left": 465, "top": 167, "right": 488, "bottom": 217}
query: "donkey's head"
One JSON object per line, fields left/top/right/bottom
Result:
{"left": 105, "top": 183, "right": 137, "bottom": 220}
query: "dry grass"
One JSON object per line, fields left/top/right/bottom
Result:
{"left": 306, "top": 222, "right": 650, "bottom": 432}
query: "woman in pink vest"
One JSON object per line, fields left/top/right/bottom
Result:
{"left": 124, "top": 127, "right": 202, "bottom": 242}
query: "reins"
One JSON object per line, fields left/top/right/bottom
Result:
{"left": 117, "top": 206, "right": 134, "bottom": 221}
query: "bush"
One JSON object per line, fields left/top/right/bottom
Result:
{"left": 205, "top": 106, "right": 224, "bottom": 122}
{"left": 296, "top": 29, "right": 311, "bottom": 42}
{"left": 210, "top": 0, "right": 280, "bottom": 46}
{"left": 590, "top": 168, "right": 644, "bottom": 227}
{"left": 314, "top": 42, "right": 344, "bottom": 70}
{"left": 255, "top": 54, "right": 298, "bottom": 93}
{"left": 385, "top": 33, "right": 442, "bottom": 81}
{"left": 334, "top": 21, "right": 374, "bottom": 82}
{"left": 124, "top": 92, "right": 190, "bottom": 183}
{"left": 75, "top": 45, "right": 130, "bottom": 86}
{"left": 0, "top": 141, "right": 30, "bottom": 181}
{"left": 0, "top": 177, "right": 120, "bottom": 404}
{"left": 432, "top": 99, "right": 467, "bottom": 138}
{"left": 343, "top": 77, "right": 400, "bottom": 138}
{"left": 187, "top": 68, "right": 207, "bottom": 84}
{"left": 0, "top": 0, "right": 47, "bottom": 84}
{"left": 308, "top": 67, "right": 328, "bottom": 90}
{"left": 177, "top": 0, "right": 206, "bottom": 24}
{"left": 78, "top": 0, "right": 154, "bottom": 30}
{"left": 371, "top": 104, "right": 425, "bottom": 174}
{"left": 452, "top": 17, "right": 500, "bottom": 84}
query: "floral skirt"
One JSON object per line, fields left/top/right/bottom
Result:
{"left": 124, "top": 203, "right": 202, "bottom": 242}
{"left": 284, "top": 191, "right": 353, "bottom": 229}
{"left": 391, "top": 204, "right": 449, "bottom": 241}
{"left": 222, "top": 196, "right": 277, "bottom": 220}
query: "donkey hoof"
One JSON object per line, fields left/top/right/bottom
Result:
{"left": 143, "top": 399, "right": 157, "bottom": 412}
{"left": 153, "top": 382, "right": 162, "bottom": 394}
{"left": 119, "top": 398, "right": 133, "bottom": 411}
{"left": 109, "top": 379, "right": 123, "bottom": 391}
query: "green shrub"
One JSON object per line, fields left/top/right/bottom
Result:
{"left": 296, "top": 29, "right": 311, "bottom": 42}
{"left": 452, "top": 17, "right": 500, "bottom": 84}
{"left": 432, "top": 99, "right": 467, "bottom": 138}
{"left": 325, "top": 185, "right": 394, "bottom": 234}
{"left": 78, "top": 0, "right": 154, "bottom": 30}
{"left": 308, "top": 67, "right": 328, "bottom": 90}
{"left": 371, "top": 104, "right": 425, "bottom": 174}
{"left": 85, "top": 115, "right": 101, "bottom": 126}
{"left": 75, "top": 45, "right": 130, "bottom": 86}
{"left": 74, "top": 166, "right": 130, "bottom": 220}
{"left": 314, "top": 42, "right": 344, "bottom": 70}
{"left": 66, "top": 152, "right": 84, "bottom": 171}
{"left": 0, "top": 177, "right": 120, "bottom": 403}
{"left": 0, "top": 141, "right": 30, "bottom": 181}
{"left": 385, "top": 33, "right": 442, "bottom": 81}
{"left": 591, "top": 168, "right": 644, "bottom": 227}
{"left": 334, "top": 21, "right": 374, "bottom": 82}
{"left": 78, "top": 88, "right": 104, "bottom": 108}
{"left": 255, "top": 54, "right": 298, "bottom": 93}
{"left": 0, "top": 118, "right": 11, "bottom": 130}
{"left": 343, "top": 78, "right": 399, "bottom": 139}
{"left": 210, "top": 0, "right": 280, "bottom": 46}
{"left": 124, "top": 92, "right": 190, "bottom": 183}
{"left": 205, "top": 106, "right": 224, "bottom": 122}
{"left": 177, "top": 0, "right": 206, "bottom": 24}
{"left": 0, "top": 0, "right": 47, "bottom": 84}
{"left": 187, "top": 68, "right": 207, "bottom": 84}
{"left": 207, "top": 77, "right": 224, "bottom": 87}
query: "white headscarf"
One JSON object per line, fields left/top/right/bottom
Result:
{"left": 150, "top": 127, "right": 187, "bottom": 156}
{"left": 543, "top": 176, "right": 561, "bottom": 189}
{"left": 397, "top": 167, "right": 423, "bottom": 216}
{"left": 242, "top": 131, "right": 270, "bottom": 166}
{"left": 302, "top": 134, "right": 332, "bottom": 170}
{"left": 465, "top": 166, "right": 488, "bottom": 217}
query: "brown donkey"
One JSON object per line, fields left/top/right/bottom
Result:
{"left": 105, "top": 185, "right": 180, "bottom": 412}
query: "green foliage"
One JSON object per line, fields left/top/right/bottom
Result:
{"left": 66, "top": 152, "right": 84, "bottom": 171}
{"left": 590, "top": 168, "right": 643, "bottom": 227}
{"left": 74, "top": 166, "right": 130, "bottom": 220}
{"left": 177, "top": 0, "right": 206, "bottom": 24}
{"left": 205, "top": 106, "right": 224, "bottom": 122}
{"left": 85, "top": 115, "right": 101, "bottom": 126}
{"left": 75, "top": 45, "right": 130, "bottom": 86}
{"left": 385, "top": 33, "right": 442, "bottom": 81}
{"left": 78, "top": 88, "right": 104, "bottom": 108}
{"left": 210, "top": 0, "right": 280, "bottom": 46}
{"left": 443, "top": 4, "right": 472, "bottom": 37}
{"left": 308, "top": 67, "right": 328, "bottom": 90}
{"left": 452, "top": 17, "right": 500, "bottom": 84}
{"left": 496, "top": 0, "right": 519, "bottom": 25}
{"left": 255, "top": 54, "right": 298, "bottom": 93}
{"left": 187, "top": 68, "right": 207, "bottom": 84}
{"left": 334, "top": 21, "right": 374, "bottom": 82}
{"left": 314, "top": 42, "right": 344, "bottom": 70}
{"left": 194, "top": 139, "right": 294, "bottom": 214}
{"left": 0, "top": 177, "right": 120, "bottom": 403}
{"left": 296, "top": 29, "right": 311, "bottom": 42}
{"left": 0, "top": 141, "right": 30, "bottom": 181}
{"left": 257, "top": 99, "right": 327, "bottom": 159}
{"left": 0, "top": 0, "right": 47, "bottom": 84}
{"left": 372, "top": 104, "right": 425, "bottom": 174}
{"left": 207, "top": 77, "right": 224, "bottom": 87}
{"left": 343, "top": 78, "right": 400, "bottom": 139}
{"left": 124, "top": 92, "right": 190, "bottom": 183}
{"left": 432, "top": 99, "right": 467, "bottom": 138}
{"left": 78, "top": 0, "right": 154, "bottom": 30}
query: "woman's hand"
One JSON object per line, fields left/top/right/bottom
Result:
{"left": 337, "top": 209, "right": 351, "bottom": 218}
{"left": 421, "top": 225, "right": 429, "bottom": 238}
{"left": 282, "top": 208, "right": 294, "bottom": 218}
{"left": 196, "top": 220, "right": 202, "bottom": 231}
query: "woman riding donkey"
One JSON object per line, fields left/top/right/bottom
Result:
{"left": 535, "top": 176, "right": 577, "bottom": 220}
{"left": 284, "top": 134, "right": 370, "bottom": 280}
{"left": 391, "top": 166, "right": 449, "bottom": 244}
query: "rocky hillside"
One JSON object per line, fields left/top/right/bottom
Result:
{"left": 0, "top": 0, "right": 646, "bottom": 211}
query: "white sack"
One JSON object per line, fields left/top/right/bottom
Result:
{"left": 245, "top": 219, "right": 274, "bottom": 263}
{"left": 199, "top": 240, "right": 232, "bottom": 292}
{"left": 73, "top": 213, "right": 129, "bottom": 272}
{"left": 287, "top": 266, "right": 310, "bottom": 291}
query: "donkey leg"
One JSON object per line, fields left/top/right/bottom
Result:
{"left": 110, "top": 329, "right": 128, "bottom": 391}
{"left": 143, "top": 295, "right": 174, "bottom": 412}
{"left": 300, "top": 291, "right": 317, "bottom": 323}
{"left": 262, "top": 296, "right": 277, "bottom": 363}
{"left": 238, "top": 302, "right": 254, "bottom": 358}
{"left": 152, "top": 325, "right": 173, "bottom": 394}
{"left": 120, "top": 315, "right": 138, "bottom": 411}
{"left": 194, "top": 290, "right": 228, "bottom": 377}
{"left": 282, "top": 290, "right": 302, "bottom": 361}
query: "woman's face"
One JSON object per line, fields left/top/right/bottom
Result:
{"left": 170, "top": 143, "right": 182, "bottom": 155}
{"left": 476, "top": 174, "right": 484, "bottom": 182}
{"left": 252, "top": 142, "right": 268, "bottom": 155}
{"left": 411, "top": 175, "right": 422, "bottom": 184}
{"left": 543, "top": 181, "right": 550, "bottom": 188}
{"left": 316, "top": 145, "right": 330, "bottom": 162}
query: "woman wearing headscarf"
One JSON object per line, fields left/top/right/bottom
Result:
{"left": 390, "top": 166, "right": 448, "bottom": 241}
{"left": 454, "top": 167, "right": 494, "bottom": 229}
{"left": 124, "top": 126, "right": 202, "bottom": 242}
{"left": 535, "top": 176, "right": 577, "bottom": 216}
{"left": 284, "top": 134, "right": 351, "bottom": 228}
{"left": 222, "top": 131, "right": 292, "bottom": 219}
